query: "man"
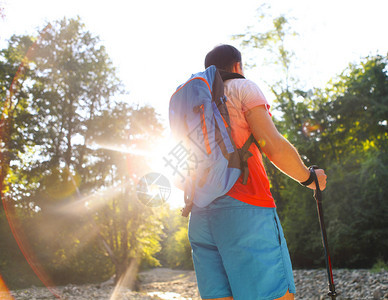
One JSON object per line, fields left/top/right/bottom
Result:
{"left": 188, "top": 44, "right": 327, "bottom": 300}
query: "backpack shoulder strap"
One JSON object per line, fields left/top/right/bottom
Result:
{"left": 238, "top": 134, "right": 262, "bottom": 184}
{"left": 218, "top": 69, "right": 263, "bottom": 184}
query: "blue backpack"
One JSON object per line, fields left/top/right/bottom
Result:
{"left": 169, "top": 65, "right": 259, "bottom": 216}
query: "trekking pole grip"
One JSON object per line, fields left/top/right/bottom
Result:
{"left": 309, "top": 165, "right": 322, "bottom": 201}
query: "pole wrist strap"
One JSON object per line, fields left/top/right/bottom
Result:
{"left": 300, "top": 166, "right": 318, "bottom": 186}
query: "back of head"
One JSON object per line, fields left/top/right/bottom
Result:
{"left": 204, "top": 44, "right": 242, "bottom": 72}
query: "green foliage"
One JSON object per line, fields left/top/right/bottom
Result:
{"left": 319, "top": 55, "right": 388, "bottom": 268}
{"left": 370, "top": 258, "right": 388, "bottom": 273}
{"left": 156, "top": 207, "right": 193, "bottom": 270}
{"left": 0, "top": 34, "right": 36, "bottom": 195}
{"left": 279, "top": 56, "right": 388, "bottom": 268}
{"left": 1, "top": 17, "right": 166, "bottom": 289}
{"left": 0, "top": 207, "right": 43, "bottom": 288}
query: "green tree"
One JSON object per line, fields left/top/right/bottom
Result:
{"left": 319, "top": 55, "right": 388, "bottom": 268}
{"left": 1, "top": 17, "right": 166, "bottom": 289}
{"left": 0, "top": 34, "right": 36, "bottom": 197}
{"left": 157, "top": 207, "right": 192, "bottom": 270}
{"left": 0, "top": 33, "right": 52, "bottom": 288}
{"left": 10, "top": 18, "right": 125, "bottom": 285}
{"left": 86, "top": 104, "right": 164, "bottom": 287}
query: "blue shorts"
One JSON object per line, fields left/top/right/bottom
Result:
{"left": 188, "top": 195, "right": 296, "bottom": 300}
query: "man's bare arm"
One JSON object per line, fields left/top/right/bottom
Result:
{"left": 245, "top": 105, "right": 327, "bottom": 190}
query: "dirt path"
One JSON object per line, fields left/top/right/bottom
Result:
{"left": 138, "top": 268, "right": 201, "bottom": 300}
{"left": 7, "top": 268, "right": 388, "bottom": 299}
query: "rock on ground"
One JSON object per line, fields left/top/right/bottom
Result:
{"left": 6, "top": 268, "right": 388, "bottom": 299}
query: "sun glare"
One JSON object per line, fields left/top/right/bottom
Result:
{"left": 55, "top": 182, "right": 129, "bottom": 216}
{"left": 89, "top": 138, "right": 185, "bottom": 209}
{"left": 90, "top": 138, "right": 177, "bottom": 180}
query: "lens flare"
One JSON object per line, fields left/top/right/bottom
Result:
{"left": 302, "top": 120, "right": 322, "bottom": 137}
{"left": 136, "top": 172, "right": 171, "bottom": 207}
{"left": 91, "top": 139, "right": 175, "bottom": 178}
{"left": 109, "top": 259, "right": 139, "bottom": 300}
{"left": 1, "top": 196, "right": 61, "bottom": 298}
{"left": 0, "top": 274, "right": 14, "bottom": 300}
{"left": 54, "top": 180, "right": 131, "bottom": 215}
{"left": 90, "top": 140, "right": 184, "bottom": 208}
{"left": 0, "top": 23, "right": 62, "bottom": 299}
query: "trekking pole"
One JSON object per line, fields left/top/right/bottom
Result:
{"left": 310, "top": 166, "right": 337, "bottom": 300}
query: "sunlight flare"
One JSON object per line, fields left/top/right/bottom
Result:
{"left": 53, "top": 181, "right": 131, "bottom": 216}
{"left": 90, "top": 139, "right": 178, "bottom": 180}
{"left": 109, "top": 259, "right": 139, "bottom": 300}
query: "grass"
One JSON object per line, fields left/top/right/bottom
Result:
{"left": 370, "top": 258, "right": 388, "bottom": 273}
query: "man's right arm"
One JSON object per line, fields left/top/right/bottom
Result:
{"left": 245, "top": 105, "right": 327, "bottom": 190}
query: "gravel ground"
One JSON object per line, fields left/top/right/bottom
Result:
{"left": 5, "top": 268, "right": 388, "bottom": 300}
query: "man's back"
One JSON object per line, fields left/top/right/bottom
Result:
{"left": 224, "top": 78, "right": 275, "bottom": 207}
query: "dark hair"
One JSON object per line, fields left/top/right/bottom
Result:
{"left": 204, "top": 44, "right": 242, "bottom": 71}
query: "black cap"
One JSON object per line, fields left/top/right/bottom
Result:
{"left": 204, "top": 44, "right": 242, "bottom": 70}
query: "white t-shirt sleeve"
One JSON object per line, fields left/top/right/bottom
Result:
{"left": 239, "top": 79, "right": 271, "bottom": 116}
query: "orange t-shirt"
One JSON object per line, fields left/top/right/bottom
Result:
{"left": 224, "top": 78, "right": 276, "bottom": 208}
